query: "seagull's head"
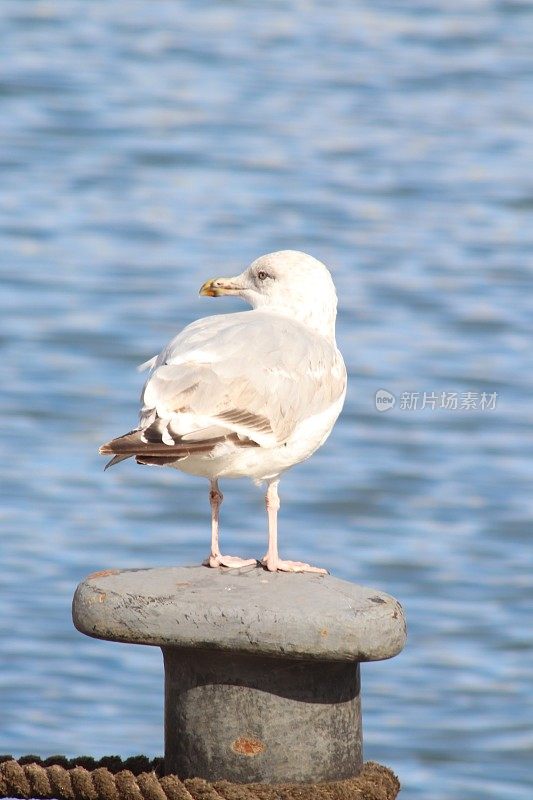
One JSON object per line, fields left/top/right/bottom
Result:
{"left": 199, "top": 250, "right": 338, "bottom": 336}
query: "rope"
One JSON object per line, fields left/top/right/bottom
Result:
{"left": 0, "top": 756, "right": 399, "bottom": 800}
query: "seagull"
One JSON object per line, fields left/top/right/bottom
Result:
{"left": 100, "top": 250, "right": 347, "bottom": 573}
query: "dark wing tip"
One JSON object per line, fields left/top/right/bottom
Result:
{"left": 104, "top": 454, "right": 132, "bottom": 470}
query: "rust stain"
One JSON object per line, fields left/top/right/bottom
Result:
{"left": 98, "top": 592, "right": 106, "bottom": 603}
{"left": 231, "top": 737, "right": 264, "bottom": 756}
{"left": 175, "top": 582, "right": 191, "bottom": 588}
{"left": 89, "top": 569, "right": 119, "bottom": 580}
{"left": 320, "top": 628, "right": 328, "bottom": 637}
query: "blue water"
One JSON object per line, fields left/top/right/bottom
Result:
{"left": 1, "top": 2, "right": 532, "bottom": 797}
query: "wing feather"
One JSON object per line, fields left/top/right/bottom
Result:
{"left": 138, "top": 311, "right": 346, "bottom": 447}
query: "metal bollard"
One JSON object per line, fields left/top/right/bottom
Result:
{"left": 73, "top": 565, "right": 406, "bottom": 784}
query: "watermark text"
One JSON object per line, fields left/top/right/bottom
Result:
{"left": 375, "top": 389, "right": 498, "bottom": 412}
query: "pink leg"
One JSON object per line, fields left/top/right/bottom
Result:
{"left": 262, "top": 480, "right": 328, "bottom": 574}
{"left": 204, "top": 480, "right": 257, "bottom": 569}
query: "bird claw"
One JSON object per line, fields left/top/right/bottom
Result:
{"left": 261, "top": 558, "right": 329, "bottom": 575}
{"left": 204, "top": 554, "right": 258, "bottom": 569}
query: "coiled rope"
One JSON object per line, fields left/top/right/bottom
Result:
{"left": 0, "top": 756, "right": 399, "bottom": 800}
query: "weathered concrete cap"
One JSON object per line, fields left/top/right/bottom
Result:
{"left": 73, "top": 565, "right": 406, "bottom": 662}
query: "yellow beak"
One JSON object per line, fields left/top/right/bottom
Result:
{"left": 199, "top": 277, "right": 242, "bottom": 297}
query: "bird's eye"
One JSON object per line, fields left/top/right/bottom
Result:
{"left": 257, "top": 270, "right": 270, "bottom": 281}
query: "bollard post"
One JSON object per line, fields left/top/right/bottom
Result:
{"left": 73, "top": 565, "right": 406, "bottom": 784}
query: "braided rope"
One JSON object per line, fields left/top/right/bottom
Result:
{"left": 0, "top": 756, "right": 399, "bottom": 800}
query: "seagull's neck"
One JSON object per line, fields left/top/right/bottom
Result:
{"left": 254, "top": 303, "right": 338, "bottom": 341}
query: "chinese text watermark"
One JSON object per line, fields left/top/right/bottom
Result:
{"left": 375, "top": 389, "right": 498, "bottom": 412}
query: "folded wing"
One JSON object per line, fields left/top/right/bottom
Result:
{"left": 100, "top": 311, "right": 346, "bottom": 465}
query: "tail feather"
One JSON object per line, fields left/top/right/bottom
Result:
{"left": 136, "top": 455, "right": 184, "bottom": 466}
{"left": 100, "top": 432, "right": 227, "bottom": 456}
{"left": 99, "top": 429, "right": 144, "bottom": 456}
{"left": 99, "top": 423, "right": 258, "bottom": 470}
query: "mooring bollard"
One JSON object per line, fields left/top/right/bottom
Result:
{"left": 73, "top": 565, "right": 406, "bottom": 784}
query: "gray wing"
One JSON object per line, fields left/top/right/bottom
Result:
{"left": 138, "top": 311, "right": 346, "bottom": 448}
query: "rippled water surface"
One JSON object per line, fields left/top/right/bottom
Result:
{"left": 1, "top": 2, "right": 532, "bottom": 798}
